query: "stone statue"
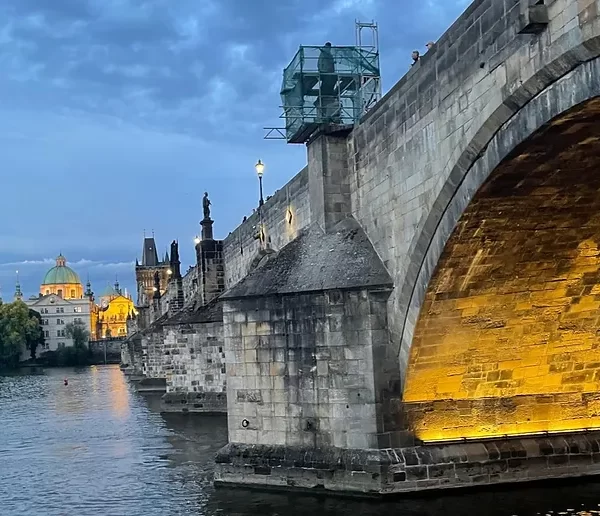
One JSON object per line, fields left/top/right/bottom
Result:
{"left": 153, "top": 270, "right": 161, "bottom": 297}
{"left": 170, "top": 240, "right": 179, "bottom": 263}
{"left": 203, "top": 192, "right": 211, "bottom": 220}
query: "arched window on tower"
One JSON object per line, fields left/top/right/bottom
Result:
{"left": 70, "top": 289, "right": 75, "bottom": 298}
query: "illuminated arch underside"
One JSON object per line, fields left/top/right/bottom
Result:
{"left": 404, "top": 97, "right": 600, "bottom": 441}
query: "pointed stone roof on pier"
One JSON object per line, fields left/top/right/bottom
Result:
{"left": 222, "top": 217, "right": 393, "bottom": 300}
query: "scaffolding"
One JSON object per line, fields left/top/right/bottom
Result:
{"left": 265, "top": 21, "right": 382, "bottom": 144}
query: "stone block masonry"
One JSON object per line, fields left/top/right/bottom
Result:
{"left": 348, "top": 0, "right": 600, "bottom": 382}
{"left": 216, "top": 219, "right": 408, "bottom": 485}
{"left": 405, "top": 98, "right": 600, "bottom": 441}
{"left": 161, "top": 300, "right": 227, "bottom": 413}
{"left": 140, "top": 313, "right": 169, "bottom": 381}
{"left": 223, "top": 289, "right": 393, "bottom": 449}
{"left": 216, "top": 431, "right": 600, "bottom": 495}
{"left": 223, "top": 168, "right": 310, "bottom": 290}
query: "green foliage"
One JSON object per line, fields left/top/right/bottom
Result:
{"left": 40, "top": 346, "right": 92, "bottom": 367}
{"left": 65, "top": 322, "right": 90, "bottom": 349}
{"left": 0, "top": 300, "right": 43, "bottom": 369}
{"left": 38, "top": 321, "right": 92, "bottom": 367}
{"left": 26, "top": 309, "right": 44, "bottom": 361}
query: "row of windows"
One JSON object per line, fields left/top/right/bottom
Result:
{"left": 44, "top": 289, "right": 77, "bottom": 298}
{"left": 40, "top": 307, "right": 82, "bottom": 314}
{"left": 43, "top": 319, "right": 66, "bottom": 325}
{"left": 43, "top": 331, "right": 66, "bottom": 338}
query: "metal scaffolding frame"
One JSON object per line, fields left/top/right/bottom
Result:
{"left": 264, "top": 20, "right": 382, "bottom": 144}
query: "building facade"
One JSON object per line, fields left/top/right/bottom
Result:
{"left": 26, "top": 293, "right": 92, "bottom": 352}
{"left": 95, "top": 283, "right": 135, "bottom": 338}
{"left": 24, "top": 254, "right": 135, "bottom": 350}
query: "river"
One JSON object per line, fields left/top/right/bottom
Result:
{"left": 1, "top": 365, "right": 600, "bottom": 515}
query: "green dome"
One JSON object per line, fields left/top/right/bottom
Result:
{"left": 42, "top": 255, "right": 81, "bottom": 285}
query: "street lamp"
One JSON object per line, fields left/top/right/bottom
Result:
{"left": 255, "top": 159, "right": 265, "bottom": 207}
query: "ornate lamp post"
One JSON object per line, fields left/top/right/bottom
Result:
{"left": 255, "top": 159, "right": 265, "bottom": 207}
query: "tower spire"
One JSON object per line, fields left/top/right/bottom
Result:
{"left": 14, "top": 270, "right": 23, "bottom": 301}
{"left": 85, "top": 274, "right": 93, "bottom": 298}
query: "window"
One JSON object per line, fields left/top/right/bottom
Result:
{"left": 56, "top": 319, "right": 64, "bottom": 325}
{"left": 57, "top": 289, "right": 63, "bottom": 298}
{"left": 57, "top": 342, "right": 66, "bottom": 349}
{"left": 43, "top": 319, "right": 48, "bottom": 325}
{"left": 45, "top": 290, "right": 50, "bottom": 295}
{"left": 74, "top": 307, "right": 82, "bottom": 313}
{"left": 70, "top": 289, "right": 75, "bottom": 298}
{"left": 74, "top": 317, "right": 82, "bottom": 324}
{"left": 44, "top": 331, "right": 49, "bottom": 338}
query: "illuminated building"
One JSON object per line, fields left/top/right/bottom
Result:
{"left": 22, "top": 254, "right": 136, "bottom": 349}
{"left": 24, "top": 255, "right": 92, "bottom": 351}
{"left": 95, "top": 281, "right": 136, "bottom": 338}
{"left": 39, "top": 254, "right": 83, "bottom": 299}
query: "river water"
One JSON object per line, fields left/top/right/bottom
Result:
{"left": 2, "top": 365, "right": 600, "bottom": 516}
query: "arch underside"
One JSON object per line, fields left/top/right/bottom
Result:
{"left": 404, "top": 97, "right": 600, "bottom": 441}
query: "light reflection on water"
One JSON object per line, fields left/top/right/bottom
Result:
{"left": 1, "top": 365, "right": 600, "bottom": 515}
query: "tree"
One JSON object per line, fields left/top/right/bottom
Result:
{"left": 26, "top": 309, "right": 44, "bottom": 361}
{"left": 65, "top": 321, "right": 90, "bottom": 349}
{"left": 0, "top": 300, "right": 42, "bottom": 369}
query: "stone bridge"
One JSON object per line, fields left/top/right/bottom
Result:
{"left": 211, "top": 0, "right": 600, "bottom": 495}
{"left": 122, "top": 0, "right": 600, "bottom": 496}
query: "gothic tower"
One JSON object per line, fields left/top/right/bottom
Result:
{"left": 134, "top": 235, "right": 170, "bottom": 307}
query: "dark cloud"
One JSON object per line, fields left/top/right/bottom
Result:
{"left": 0, "top": 0, "right": 468, "bottom": 298}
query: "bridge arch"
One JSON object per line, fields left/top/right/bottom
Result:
{"left": 400, "top": 56, "right": 600, "bottom": 441}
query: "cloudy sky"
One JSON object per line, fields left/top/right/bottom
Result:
{"left": 0, "top": 0, "right": 468, "bottom": 300}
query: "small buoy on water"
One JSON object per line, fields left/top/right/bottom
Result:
{"left": 64, "top": 378, "right": 68, "bottom": 386}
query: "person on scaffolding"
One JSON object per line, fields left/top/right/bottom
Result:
{"left": 318, "top": 42, "right": 340, "bottom": 124}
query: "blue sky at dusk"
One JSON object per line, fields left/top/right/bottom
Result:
{"left": 0, "top": 0, "right": 468, "bottom": 300}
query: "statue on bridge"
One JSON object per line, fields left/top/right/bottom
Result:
{"left": 203, "top": 192, "right": 211, "bottom": 220}
{"left": 170, "top": 240, "right": 179, "bottom": 264}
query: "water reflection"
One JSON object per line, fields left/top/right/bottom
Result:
{"left": 2, "top": 365, "right": 600, "bottom": 515}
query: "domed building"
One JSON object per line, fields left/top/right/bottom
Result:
{"left": 25, "top": 254, "right": 92, "bottom": 352}
{"left": 22, "top": 253, "right": 137, "bottom": 351}
{"left": 40, "top": 255, "right": 84, "bottom": 299}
